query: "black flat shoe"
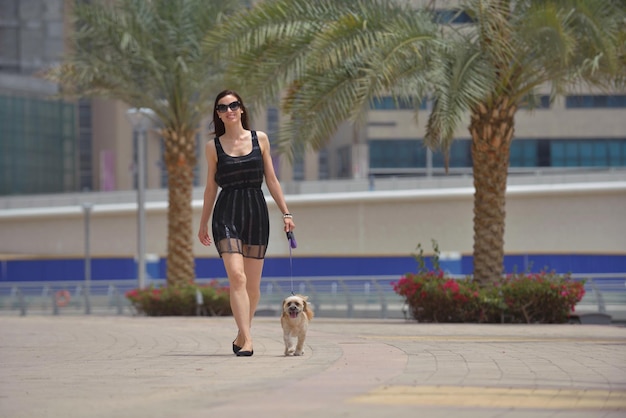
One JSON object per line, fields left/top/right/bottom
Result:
{"left": 232, "top": 332, "right": 242, "bottom": 354}
{"left": 236, "top": 350, "right": 253, "bottom": 357}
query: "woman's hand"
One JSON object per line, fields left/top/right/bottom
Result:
{"left": 283, "top": 217, "right": 295, "bottom": 233}
{"left": 198, "top": 224, "right": 212, "bottom": 246}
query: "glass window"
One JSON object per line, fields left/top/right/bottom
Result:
{"left": 566, "top": 95, "right": 626, "bottom": 108}
{"left": 432, "top": 139, "right": 471, "bottom": 168}
{"left": 580, "top": 142, "right": 595, "bottom": 166}
{"left": 510, "top": 140, "right": 538, "bottom": 167}
{"left": 318, "top": 148, "right": 329, "bottom": 180}
{"left": 590, "top": 141, "right": 608, "bottom": 166}
{"left": 432, "top": 9, "right": 474, "bottom": 24}
{"left": 519, "top": 95, "right": 551, "bottom": 110}
{"left": 0, "top": 95, "right": 77, "bottom": 195}
{"left": 369, "top": 138, "right": 550, "bottom": 172}
{"left": 78, "top": 99, "right": 93, "bottom": 191}
{"left": 608, "top": 96, "right": 626, "bottom": 107}
{"left": 369, "top": 139, "right": 426, "bottom": 168}
{"left": 566, "top": 96, "right": 591, "bottom": 108}
{"left": 595, "top": 141, "right": 610, "bottom": 165}
{"left": 370, "top": 96, "right": 426, "bottom": 110}
{"left": 608, "top": 141, "right": 624, "bottom": 166}
{"left": 337, "top": 146, "right": 351, "bottom": 178}
{"left": 564, "top": 142, "right": 579, "bottom": 166}
{"left": 549, "top": 139, "right": 626, "bottom": 167}
{"left": 551, "top": 142, "right": 566, "bottom": 166}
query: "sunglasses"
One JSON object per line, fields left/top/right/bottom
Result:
{"left": 216, "top": 101, "right": 242, "bottom": 113}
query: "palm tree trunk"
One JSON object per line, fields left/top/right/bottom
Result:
{"left": 469, "top": 97, "right": 516, "bottom": 286}
{"left": 163, "top": 128, "right": 197, "bottom": 286}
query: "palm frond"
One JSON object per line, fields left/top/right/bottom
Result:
{"left": 425, "top": 40, "right": 496, "bottom": 152}
{"left": 510, "top": 0, "right": 625, "bottom": 95}
{"left": 307, "top": 1, "right": 437, "bottom": 74}
{"left": 278, "top": 67, "right": 368, "bottom": 157}
{"left": 465, "top": 0, "right": 517, "bottom": 74}
{"left": 206, "top": 0, "right": 439, "bottom": 154}
{"left": 205, "top": 0, "right": 355, "bottom": 103}
{"left": 45, "top": 0, "right": 243, "bottom": 130}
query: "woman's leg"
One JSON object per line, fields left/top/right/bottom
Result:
{"left": 222, "top": 253, "right": 253, "bottom": 352}
{"left": 243, "top": 257, "right": 265, "bottom": 325}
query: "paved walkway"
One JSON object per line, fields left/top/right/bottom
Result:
{"left": 1, "top": 315, "right": 625, "bottom": 418}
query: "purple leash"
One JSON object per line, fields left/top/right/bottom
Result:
{"left": 286, "top": 231, "right": 297, "bottom": 295}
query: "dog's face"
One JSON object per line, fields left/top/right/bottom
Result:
{"left": 283, "top": 294, "right": 308, "bottom": 319}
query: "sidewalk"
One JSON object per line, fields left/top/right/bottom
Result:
{"left": 1, "top": 315, "right": 625, "bottom": 418}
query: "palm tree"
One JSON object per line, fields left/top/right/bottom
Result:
{"left": 47, "top": 0, "right": 245, "bottom": 286}
{"left": 207, "top": 0, "right": 625, "bottom": 286}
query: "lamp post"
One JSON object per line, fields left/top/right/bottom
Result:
{"left": 125, "top": 107, "right": 155, "bottom": 289}
{"left": 82, "top": 202, "right": 93, "bottom": 314}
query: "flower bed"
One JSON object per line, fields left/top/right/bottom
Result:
{"left": 125, "top": 280, "right": 231, "bottom": 316}
{"left": 392, "top": 242, "right": 586, "bottom": 323}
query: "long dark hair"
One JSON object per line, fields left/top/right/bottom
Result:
{"left": 212, "top": 89, "right": 250, "bottom": 137}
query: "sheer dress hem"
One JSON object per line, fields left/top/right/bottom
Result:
{"left": 215, "top": 238, "right": 267, "bottom": 260}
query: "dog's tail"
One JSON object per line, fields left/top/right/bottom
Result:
{"left": 305, "top": 303, "right": 314, "bottom": 320}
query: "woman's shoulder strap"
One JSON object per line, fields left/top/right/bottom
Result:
{"left": 213, "top": 137, "right": 225, "bottom": 159}
{"left": 251, "top": 130, "right": 259, "bottom": 146}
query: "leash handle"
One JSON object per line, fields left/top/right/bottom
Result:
{"left": 286, "top": 231, "right": 296, "bottom": 294}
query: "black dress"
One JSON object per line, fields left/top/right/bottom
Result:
{"left": 212, "top": 131, "right": 270, "bottom": 259}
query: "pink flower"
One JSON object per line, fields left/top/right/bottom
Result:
{"left": 443, "top": 279, "right": 460, "bottom": 293}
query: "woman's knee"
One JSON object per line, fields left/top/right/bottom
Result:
{"left": 228, "top": 269, "right": 247, "bottom": 289}
{"left": 223, "top": 254, "right": 247, "bottom": 288}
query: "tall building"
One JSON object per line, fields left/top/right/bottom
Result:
{"left": 0, "top": 0, "right": 77, "bottom": 195}
{"left": 0, "top": 0, "right": 176, "bottom": 197}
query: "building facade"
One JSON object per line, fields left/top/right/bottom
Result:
{"left": 1, "top": 0, "right": 625, "bottom": 197}
{"left": 0, "top": 0, "right": 175, "bottom": 196}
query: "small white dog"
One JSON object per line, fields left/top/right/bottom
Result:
{"left": 280, "top": 294, "right": 314, "bottom": 356}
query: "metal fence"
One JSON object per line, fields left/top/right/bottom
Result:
{"left": 1, "top": 273, "right": 624, "bottom": 322}
{"left": 570, "top": 273, "right": 626, "bottom": 323}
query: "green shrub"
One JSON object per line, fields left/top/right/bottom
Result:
{"left": 392, "top": 242, "right": 586, "bottom": 323}
{"left": 125, "top": 280, "right": 231, "bottom": 316}
{"left": 500, "top": 271, "right": 586, "bottom": 323}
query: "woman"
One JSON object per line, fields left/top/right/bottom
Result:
{"left": 198, "top": 90, "right": 295, "bottom": 357}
